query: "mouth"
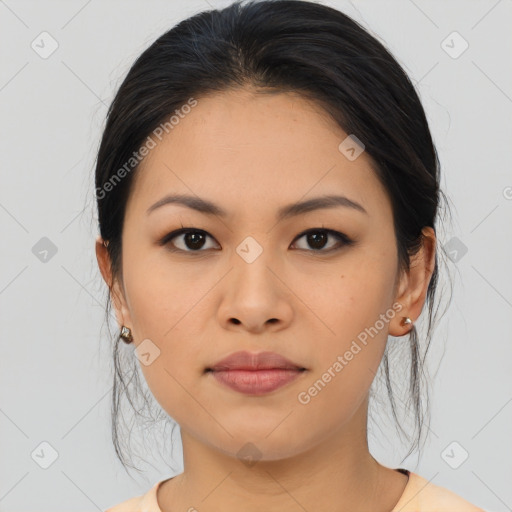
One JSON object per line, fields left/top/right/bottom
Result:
{"left": 205, "top": 351, "right": 307, "bottom": 395}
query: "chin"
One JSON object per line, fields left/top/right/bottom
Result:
{"left": 199, "top": 424, "right": 314, "bottom": 463}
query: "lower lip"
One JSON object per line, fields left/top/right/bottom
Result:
{"left": 209, "top": 369, "right": 304, "bottom": 395}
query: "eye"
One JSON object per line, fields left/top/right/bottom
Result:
{"left": 291, "top": 228, "right": 354, "bottom": 253}
{"left": 160, "top": 228, "right": 219, "bottom": 252}
{"left": 160, "top": 227, "right": 354, "bottom": 254}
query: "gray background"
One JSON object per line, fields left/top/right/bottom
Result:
{"left": 0, "top": 0, "right": 511, "bottom": 510}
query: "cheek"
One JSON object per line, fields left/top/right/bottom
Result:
{"left": 299, "top": 252, "right": 397, "bottom": 403}
{"left": 123, "top": 244, "right": 207, "bottom": 337}
{"left": 302, "top": 252, "right": 396, "bottom": 350}
{"left": 121, "top": 254, "right": 213, "bottom": 404}
{"left": 293, "top": 297, "right": 393, "bottom": 433}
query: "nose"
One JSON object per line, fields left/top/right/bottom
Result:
{"left": 216, "top": 250, "right": 294, "bottom": 334}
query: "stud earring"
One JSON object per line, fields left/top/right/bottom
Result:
{"left": 401, "top": 316, "right": 413, "bottom": 327}
{"left": 120, "top": 325, "right": 133, "bottom": 343}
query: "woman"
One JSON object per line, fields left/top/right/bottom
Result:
{"left": 96, "top": 1, "right": 484, "bottom": 510}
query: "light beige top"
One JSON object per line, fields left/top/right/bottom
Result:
{"left": 105, "top": 470, "right": 485, "bottom": 512}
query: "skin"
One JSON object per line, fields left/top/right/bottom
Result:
{"left": 96, "top": 87, "right": 436, "bottom": 512}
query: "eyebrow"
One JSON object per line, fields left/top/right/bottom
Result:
{"left": 146, "top": 193, "right": 368, "bottom": 220}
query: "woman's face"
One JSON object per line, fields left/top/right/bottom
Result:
{"left": 98, "top": 88, "right": 434, "bottom": 461}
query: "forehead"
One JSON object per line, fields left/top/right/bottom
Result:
{"left": 127, "top": 88, "right": 391, "bottom": 222}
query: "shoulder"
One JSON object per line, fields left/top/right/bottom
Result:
{"left": 104, "top": 476, "right": 176, "bottom": 512}
{"left": 392, "top": 471, "right": 485, "bottom": 512}
{"left": 104, "top": 479, "right": 164, "bottom": 512}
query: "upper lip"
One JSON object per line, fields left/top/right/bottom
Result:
{"left": 206, "top": 351, "right": 306, "bottom": 372}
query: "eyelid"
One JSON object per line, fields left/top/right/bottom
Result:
{"left": 291, "top": 228, "right": 354, "bottom": 252}
{"left": 158, "top": 227, "right": 219, "bottom": 251}
{"left": 159, "top": 227, "right": 354, "bottom": 253}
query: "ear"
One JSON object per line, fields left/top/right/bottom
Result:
{"left": 95, "top": 236, "right": 132, "bottom": 329}
{"left": 389, "top": 227, "right": 436, "bottom": 337}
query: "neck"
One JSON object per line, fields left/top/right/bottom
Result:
{"left": 157, "top": 399, "right": 408, "bottom": 512}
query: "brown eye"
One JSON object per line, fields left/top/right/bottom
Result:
{"left": 291, "top": 229, "right": 353, "bottom": 253}
{"left": 161, "top": 229, "right": 219, "bottom": 252}
{"left": 160, "top": 227, "right": 353, "bottom": 255}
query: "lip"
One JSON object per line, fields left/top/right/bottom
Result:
{"left": 207, "top": 350, "right": 305, "bottom": 371}
{"left": 205, "top": 350, "right": 307, "bottom": 395}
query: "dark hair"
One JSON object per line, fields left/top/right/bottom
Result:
{"left": 95, "top": 0, "right": 453, "bottom": 472}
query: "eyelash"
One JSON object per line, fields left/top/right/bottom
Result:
{"left": 158, "top": 226, "right": 355, "bottom": 254}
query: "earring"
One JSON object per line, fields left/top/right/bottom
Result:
{"left": 120, "top": 325, "right": 133, "bottom": 343}
{"left": 401, "top": 316, "right": 413, "bottom": 327}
